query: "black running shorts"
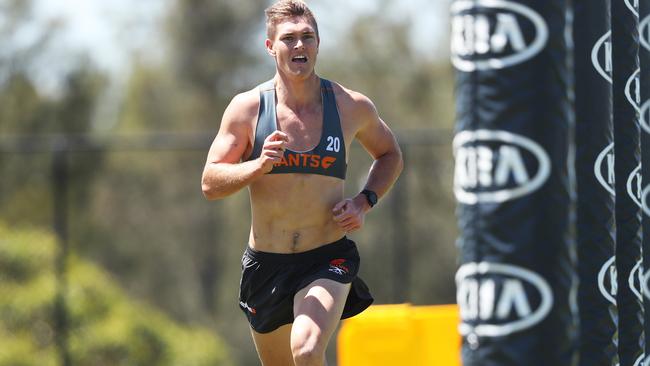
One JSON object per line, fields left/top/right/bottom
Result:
{"left": 238, "top": 236, "right": 374, "bottom": 334}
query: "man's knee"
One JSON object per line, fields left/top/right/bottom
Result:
{"left": 293, "top": 347, "right": 324, "bottom": 366}
{"left": 291, "top": 320, "right": 326, "bottom": 365}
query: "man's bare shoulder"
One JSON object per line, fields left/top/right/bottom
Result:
{"left": 224, "top": 88, "right": 260, "bottom": 124}
{"left": 329, "top": 81, "right": 378, "bottom": 120}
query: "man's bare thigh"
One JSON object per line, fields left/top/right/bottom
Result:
{"left": 251, "top": 323, "right": 294, "bottom": 366}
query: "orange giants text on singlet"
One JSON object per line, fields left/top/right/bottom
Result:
{"left": 274, "top": 154, "right": 337, "bottom": 169}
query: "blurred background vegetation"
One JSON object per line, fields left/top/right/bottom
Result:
{"left": 0, "top": 0, "right": 455, "bottom": 365}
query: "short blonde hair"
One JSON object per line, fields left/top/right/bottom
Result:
{"left": 265, "top": 0, "right": 319, "bottom": 39}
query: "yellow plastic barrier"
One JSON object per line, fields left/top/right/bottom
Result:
{"left": 337, "top": 304, "right": 461, "bottom": 366}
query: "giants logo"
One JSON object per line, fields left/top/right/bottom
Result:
{"left": 625, "top": 69, "right": 641, "bottom": 113}
{"left": 450, "top": 0, "right": 549, "bottom": 71}
{"left": 453, "top": 129, "right": 550, "bottom": 204}
{"left": 275, "top": 153, "right": 336, "bottom": 169}
{"left": 591, "top": 31, "right": 612, "bottom": 84}
{"left": 597, "top": 256, "right": 617, "bottom": 305}
{"left": 594, "top": 143, "right": 615, "bottom": 196}
{"left": 627, "top": 164, "right": 642, "bottom": 208}
{"left": 456, "top": 262, "right": 553, "bottom": 337}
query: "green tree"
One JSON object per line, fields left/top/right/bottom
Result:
{"left": 0, "top": 222, "right": 232, "bottom": 365}
{"left": 87, "top": 2, "right": 272, "bottom": 365}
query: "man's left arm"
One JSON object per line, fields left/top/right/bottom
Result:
{"left": 332, "top": 96, "right": 404, "bottom": 233}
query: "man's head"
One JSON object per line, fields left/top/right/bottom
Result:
{"left": 265, "top": 0, "right": 319, "bottom": 40}
{"left": 265, "top": 0, "right": 320, "bottom": 78}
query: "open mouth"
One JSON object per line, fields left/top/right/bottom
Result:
{"left": 292, "top": 55, "right": 308, "bottom": 63}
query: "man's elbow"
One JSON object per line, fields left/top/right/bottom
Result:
{"left": 396, "top": 149, "right": 404, "bottom": 174}
{"left": 202, "top": 184, "right": 219, "bottom": 200}
{"left": 386, "top": 142, "right": 404, "bottom": 169}
{"left": 201, "top": 177, "right": 224, "bottom": 200}
{"left": 395, "top": 148, "right": 405, "bottom": 176}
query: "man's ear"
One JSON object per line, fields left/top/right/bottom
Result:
{"left": 265, "top": 39, "right": 276, "bottom": 57}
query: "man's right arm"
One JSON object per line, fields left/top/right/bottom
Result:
{"left": 201, "top": 93, "right": 287, "bottom": 200}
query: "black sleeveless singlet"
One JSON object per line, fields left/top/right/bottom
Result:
{"left": 246, "top": 78, "right": 347, "bottom": 180}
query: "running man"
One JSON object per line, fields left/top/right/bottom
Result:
{"left": 201, "top": 1, "right": 403, "bottom": 365}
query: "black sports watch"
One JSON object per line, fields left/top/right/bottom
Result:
{"left": 360, "top": 189, "right": 378, "bottom": 208}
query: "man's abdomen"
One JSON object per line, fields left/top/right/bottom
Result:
{"left": 248, "top": 173, "right": 346, "bottom": 253}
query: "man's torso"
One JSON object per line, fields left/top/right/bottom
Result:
{"left": 241, "top": 78, "right": 363, "bottom": 253}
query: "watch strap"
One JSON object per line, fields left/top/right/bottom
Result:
{"left": 361, "top": 189, "right": 378, "bottom": 208}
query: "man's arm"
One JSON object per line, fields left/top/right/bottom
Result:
{"left": 201, "top": 93, "right": 288, "bottom": 200}
{"left": 353, "top": 99, "right": 404, "bottom": 204}
{"left": 333, "top": 94, "right": 403, "bottom": 232}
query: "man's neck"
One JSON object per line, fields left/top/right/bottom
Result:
{"left": 274, "top": 73, "right": 321, "bottom": 110}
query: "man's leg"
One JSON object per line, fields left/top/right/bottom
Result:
{"left": 291, "top": 279, "right": 351, "bottom": 366}
{"left": 251, "top": 323, "right": 294, "bottom": 366}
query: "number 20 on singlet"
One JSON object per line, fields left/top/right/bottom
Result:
{"left": 326, "top": 136, "right": 341, "bottom": 152}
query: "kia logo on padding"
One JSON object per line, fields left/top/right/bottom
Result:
{"left": 625, "top": 0, "right": 639, "bottom": 17}
{"left": 456, "top": 262, "right": 553, "bottom": 337}
{"left": 641, "top": 15, "right": 650, "bottom": 52}
{"left": 627, "top": 164, "right": 642, "bottom": 208}
{"left": 643, "top": 184, "right": 650, "bottom": 217}
{"left": 642, "top": 269, "right": 650, "bottom": 301}
{"left": 594, "top": 143, "right": 615, "bottom": 196}
{"left": 629, "top": 260, "right": 643, "bottom": 302}
{"left": 641, "top": 100, "right": 650, "bottom": 134}
{"left": 453, "top": 129, "right": 551, "bottom": 204}
{"left": 625, "top": 69, "right": 641, "bottom": 113}
{"left": 633, "top": 355, "right": 644, "bottom": 366}
{"left": 591, "top": 31, "right": 612, "bottom": 84}
{"left": 451, "top": 0, "right": 549, "bottom": 71}
{"left": 597, "top": 256, "right": 617, "bottom": 305}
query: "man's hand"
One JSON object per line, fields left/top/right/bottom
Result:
{"left": 258, "top": 131, "right": 288, "bottom": 174}
{"left": 332, "top": 195, "right": 370, "bottom": 233}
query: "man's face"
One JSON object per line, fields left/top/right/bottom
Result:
{"left": 266, "top": 16, "right": 319, "bottom": 78}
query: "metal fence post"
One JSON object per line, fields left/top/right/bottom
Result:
{"left": 52, "top": 146, "right": 70, "bottom": 366}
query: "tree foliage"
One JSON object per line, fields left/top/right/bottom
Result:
{"left": 0, "top": 1, "right": 457, "bottom": 365}
{"left": 0, "top": 222, "right": 232, "bottom": 365}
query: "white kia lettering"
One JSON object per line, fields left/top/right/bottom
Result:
{"left": 627, "top": 164, "right": 642, "bottom": 208}
{"left": 643, "top": 184, "right": 650, "bottom": 217}
{"left": 629, "top": 260, "right": 643, "bottom": 302}
{"left": 598, "top": 256, "right": 617, "bottom": 305}
{"left": 594, "top": 143, "right": 615, "bottom": 196}
{"left": 456, "top": 262, "right": 553, "bottom": 337}
{"left": 591, "top": 31, "right": 613, "bottom": 84}
{"left": 642, "top": 269, "right": 650, "bottom": 301}
{"left": 451, "top": 0, "right": 549, "bottom": 71}
{"left": 633, "top": 355, "right": 643, "bottom": 366}
{"left": 641, "top": 15, "right": 650, "bottom": 52}
{"left": 625, "top": 0, "right": 639, "bottom": 17}
{"left": 641, "top": 100, "right": 650, "bottom": 134}
{"left": 454, "top": 129, "right": 550, "bottom": 204}
{"left": 625, "top": 69, "right": 641, "bottom": 113}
